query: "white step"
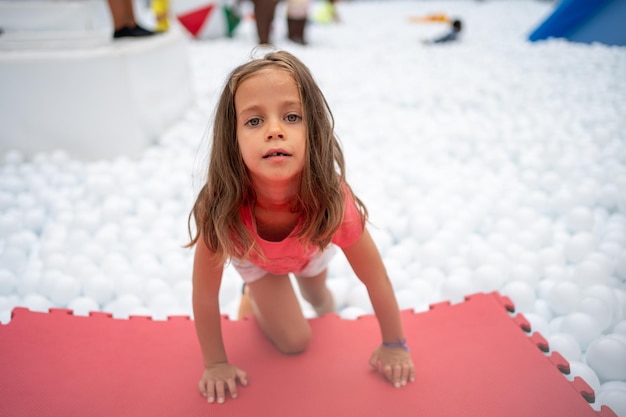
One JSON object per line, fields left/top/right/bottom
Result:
{"left": 0, "top": 27, "right": 195, "bottom": 161}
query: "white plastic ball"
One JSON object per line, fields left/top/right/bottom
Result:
{"left": 387, "top": 214, "right": 410, "bottom": 242}
{"left": 537, "top": 279, "right": 556, "bottom": 301}
{"left": 441, "top": 274, "right": 474, "bottom": 304}
{"left": 559, "top": 313, "right": 603, "bottom": 351}
{"left": 83, "top": 274, "right": 116, "bottom": 306}
{"left": 544, "top": 265, "right": 571, "bottom": 282}
{"left": 0, "top": 211, "right": 23, "bottom": 238}
{"left": 572, "top": 259, "right": 610, "bottom": 287}
{"left": 105, "top": 294, "right": 143, "bottom": 318}
{"left": 407, "top": 279, "right": 439, "bottom": 305}
{"left": 517, "top": 230, "right": 541, "bottom": 251}
{"left": 549, "top": 316, "right": 564, "bottom": 335}
{"left": 596, "top": 388, "right": 626, "bottom": 417}
{"left": 585, "top": 335, "right": 626, "bottom": 382}
{"left": 0, "top": 269, "right": 17, "bottom": 296}
{"left": 548, "top": 333, "right": 582, "bottom": 362}
{"left": 564, "top": 232, "right": 595, "bottom": 264}
{"left": 614, "top": 321, "right": 626, "bottom": 336}
{"left": 110, "top": 270, "right": 143, "bottom": 297}
{"left": 48, "top": 273, "right": 82, "bottom": 306}
{"left": 419, "top": 267, "right": 446, "bottom": 289}
{"left": 539, "top": 247, "right": 565, "bottom": 270}
{"left": 547, "top": 281, "right": 581, "bottom": 315}
{"left": 473, "top": 265, "right": 505, "bottom": 292}
{"left": 386, "top": 240, "right": 418, "bottom": 268}
{"left": 534, "top": 299, "right": 554, "bottom": 322}
{"left": 173, "top": 280, "right": 193, "bottom": 312}
{"left": 143, "top": 279, "right": 171, "bottom": 302}
{"left": 419, "top": 240, "right": 447, "bottom": 268}
{"left": 346, "top": 284, "right": 373, "bottom": 313}
{"left": 148, "top": 292, "right": 180, "bottom": 318}
{"left": 579, "top": 296, "right": 613, "bottom": 331}
{"left": 7, "top": 230, "right": 38, "bottom": 252}
{"left": 369, "top": 228, "right": 393, "bottom": 256}
{"left": 566, "top": 206, "right": 594, "bottom": 233}
{"left": 22, "top": 293, "right": 53, "bottom": 312}
{"left": 395, "top": 288, "right": 420, "bottom": 311}
{"left": 68, "top": 297, "right": 100, "bottom": 316}
{"left": 339, "top": 306, "right": 368, "bottom": 320}
{"left": 410, "top": 215, "right": 438, "bottom": 242}
{"left": 509, "top": 264, "right": 540, "bottom": 287}
{"left": 613, "top": 248, "right": 626, "bottom": 280}
{"left": 101, "top": 252, "right": 131, "bottom": 276}
{"left": 523, "top": 313, "right": 550, "bottom": 338}
{"left": 129, "top": 306, "right": 155, "bottom": 318}
{"left": 0, "top": 246, "right": 27, "bottom": 275}
{"left": 567, "top": 361, "right": 601, "bottom": 395}
{"left": 465, "top": 239, "right": 492, "bottom": 268}
{"left": 500, "top": 280, "right": 535, "bottom": 313}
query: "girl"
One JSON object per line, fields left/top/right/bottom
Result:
{"left": 188, "top": 50, "right": 415, "bottom": 404}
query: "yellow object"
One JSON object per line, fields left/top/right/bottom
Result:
{"left": 314, "top": 1, "right": 336, "bottom": 25}
{"left": 408, "top": 13, "right": 450, "bottom": 24}
{"left": 151, "top": 0, "right": 170, "bottom": 32}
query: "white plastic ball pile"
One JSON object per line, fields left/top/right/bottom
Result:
{"left": 1, "top": 1, "right": 625, "bottom": 415}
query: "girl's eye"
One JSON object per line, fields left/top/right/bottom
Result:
{"left": 246, "top": 118, "right": 261, "bottom": 127}
{"left": 286, "top": 114, "right": 301, "bottom": 122}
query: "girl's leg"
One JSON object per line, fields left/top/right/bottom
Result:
{"left": 295, "top": 269, "right": 335, "bottom": 316}
{"left": 247, "top": 274, "right": 311, "bottom": 354}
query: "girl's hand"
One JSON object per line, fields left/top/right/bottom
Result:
{"left": 369, "top": 345, "right": 415, "bottom": 388}
{"left": 199, "top": 362, "right": 248, "bottom": 404}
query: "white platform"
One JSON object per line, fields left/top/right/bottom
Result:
{"left": 0, "top": 1, "right": 194, "bottom": 161}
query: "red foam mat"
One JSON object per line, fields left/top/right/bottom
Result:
{"left": 0, "top": 292, "right": 617, "bottom": 417}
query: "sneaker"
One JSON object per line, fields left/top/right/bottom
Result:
{"left": 113, "top": 25, "right": 155, "bottom": 39}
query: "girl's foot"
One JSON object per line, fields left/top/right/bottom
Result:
{"left": 237, "top": 284, "right": 255, "bottom": 319}
{"left": 311, "top": 288, "right": 334, "bottom": 317}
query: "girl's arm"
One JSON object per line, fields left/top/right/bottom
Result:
{"left": 341, "top": 227, "right": 415, "bottom": 387}
{"left": 192, "top": 236, "right": 248, "bottom": 403}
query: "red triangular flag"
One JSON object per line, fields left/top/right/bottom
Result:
{"left": 177, "top": 4, "right": 215, "bottom": 37}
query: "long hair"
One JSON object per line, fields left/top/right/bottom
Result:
{"left": 187, "top": 50, "right": 367, "bottom": 262}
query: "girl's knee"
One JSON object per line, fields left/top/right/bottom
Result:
{"left": 274, "top": 325, "right": 311, "bottom": 354}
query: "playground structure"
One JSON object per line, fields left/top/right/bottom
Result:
{"left": 0, "top": 0, "right": 198, "bottom": 160}
{"left": 528, "top": 0, "right": 626, "bottom": 46}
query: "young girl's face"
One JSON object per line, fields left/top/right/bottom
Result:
{"left": 235, "top": 68, "right": 306, "bottom": 189}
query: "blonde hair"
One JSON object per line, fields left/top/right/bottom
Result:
{"left": 187, "top": 50, "right": 367, "bottom": 262}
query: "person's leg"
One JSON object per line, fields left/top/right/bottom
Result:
{"left": 286, "top": 0, "right": 308, "bottom": 44}
{"left": 295, "top": 269, "right": 334, "bottom": 316}
{"left": 107, "top": 0, "right": 136, "bottom": 30}
{"left": 247, "top": 274, "right": 311, "bottom": 354}
{"left": 252, "top": 0, "right": 278, "bottom": 44}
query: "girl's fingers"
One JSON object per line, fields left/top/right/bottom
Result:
{"left": 236, "top": 369, "right": 249, "bottom": 386}
{"left": 369, "top": 353, "right": 379, "bottom": 370}
{"left": 205, "top": 379, "right": 216, "bottom": 403}
{"left": 214, "top": 380, "right": 226, "bottom": 404}
{"left": 226, "top": 378, "right": 238, "bottom": 399}
{"left": 392, "top": 364, "right": 402, "bottom": 387}
{"left": 198, "top": 379, "right": 207, "bottom": 397}
{"left": 401, "top": 363, "right": 412, "bottom": 385}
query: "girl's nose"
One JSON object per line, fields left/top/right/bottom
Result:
{"left": 266, "top": 122, "right": 284, "bottom": 140}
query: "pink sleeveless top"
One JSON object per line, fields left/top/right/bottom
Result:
{"left": 238, "top": 186, "right": 364, "bottom": 275}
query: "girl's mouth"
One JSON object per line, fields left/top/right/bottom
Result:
{"left": 263, "top": 151, "right": 291, "bottom": 158}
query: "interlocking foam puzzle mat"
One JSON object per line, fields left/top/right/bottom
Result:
{"left": 0, "top": 292, "right": 617, "bottom": 417}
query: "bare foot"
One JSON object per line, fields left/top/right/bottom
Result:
{"left": 237, "top": 285, "right": 255, "bottom": 319}
{"left": 311, "top": 288, "right": 335, "bottom": 317}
